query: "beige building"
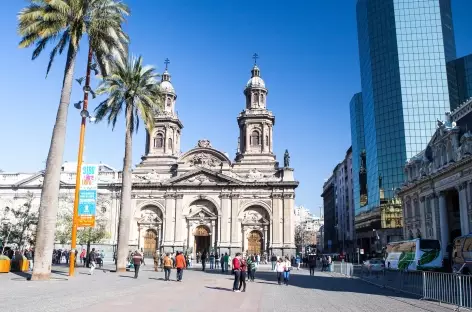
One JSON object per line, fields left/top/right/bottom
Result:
{"left": 398, "top": 98, "right": 472, "bottom": 256}
{"left": 0, "top": 63, "right": 298, "bottom": 258}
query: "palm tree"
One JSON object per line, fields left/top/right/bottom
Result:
{"left": 17, "top": 0, "right": 129, "bottom": 280}
{"left": 95, "top": 56, "right": 162, "bottom": 272}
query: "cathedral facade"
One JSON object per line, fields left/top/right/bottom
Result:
{"left": 0, "top": 63, "right": 298, "bottom": 257}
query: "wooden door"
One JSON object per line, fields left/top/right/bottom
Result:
{"left": 144, "top": 229, "right": 157, "bottom": 257}
{"left": 247, "top": 231, "right": 262, "bottom": 255}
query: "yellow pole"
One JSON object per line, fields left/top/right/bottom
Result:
{"left": 69, "top": 45, "right": 93, "bottom": 277}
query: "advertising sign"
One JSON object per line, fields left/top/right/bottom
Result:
{"left": 78, "top": 164, "right": 98, "bottom": 227}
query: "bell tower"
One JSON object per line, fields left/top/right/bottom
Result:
{"left": 234, "top": 54, "right": 277, "bottom": 168}
{"left": 142, "top": 59, "right": 183, "bottom": 165}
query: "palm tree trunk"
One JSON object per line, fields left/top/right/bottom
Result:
{"left": 116, "top": 104, "right": 134, "bottom": 272}
{"left": 31, "top": 42, "right": 78, "bottom": 281}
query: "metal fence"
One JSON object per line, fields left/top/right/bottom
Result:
{"left": 329, "top": 262, "right": 472, "bottom": 310}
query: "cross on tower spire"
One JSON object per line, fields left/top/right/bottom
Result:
{"left": 252, "top": 53, "right": 259, "bottom": 65}
{"left": 164, "top": 58, "right": 170, "bottom": 70}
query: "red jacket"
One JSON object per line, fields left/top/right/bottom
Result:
{"left": 232, "top": 257, "right": 241, "bottom": 270}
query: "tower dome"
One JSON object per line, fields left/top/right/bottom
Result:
{"left": 245, "top": 65, "right": 265, "bottom": 88}
{"left": 160, "top": 69, "right": 175, "bottom": 93}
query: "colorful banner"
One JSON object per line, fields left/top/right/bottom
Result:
{"left": 78, "top": 164, "right": 98, "bottom": 227}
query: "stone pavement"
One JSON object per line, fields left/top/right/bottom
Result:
{"left": 0, "top": 264, "right": 457, "bottom": 312}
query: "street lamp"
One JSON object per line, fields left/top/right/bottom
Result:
{"left": 69, "top": 45, "right": 96, "bottom": 277}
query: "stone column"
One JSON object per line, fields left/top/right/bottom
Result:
{"left": 264, "top": 226, "right": 268, "bottom": 253}
{"left": 163, "top": 194, "right": 175, "bottom": 249}
{"left": 245, "top": 125, "right": 250, "bottom": 154}
{"left": 271, "top": 194, "right": 283, "bottom": 247}
{"left": 429, "top": 194, "right": 438, "bottom": 239}
{"left": 283, "top": 194, "right": 295, "bottom": 248}
{"left": 174, "top": 194, "right": 184, "bottom": 245}
{"left": 138, "top": 225, "right": 142, "bottom": 250}
{"left": 220, "top": 194, "right": 231, "bottom": 245}
{"left": 419, "top": 197, "right": 426, "bottom": 238}
{"left": 459, "top": 182, "right": 470, "bottom": 235}
{"left": 163, "top": 125, "right": 168, "bottom": 154}
{"left": 230, "top": 194, "right": 241, "bottom": 248}
{"left": 157, "top": 224, "right": 162, "bottom": 252}
{"left": 211, "top": 220, "right": 216, "bottom": 250}
{"left": 438, "top": 192, "right": 449, "bottom": 256}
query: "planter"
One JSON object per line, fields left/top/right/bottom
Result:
{"left": 0, "top": 258, "right": 11, "bottom": 273}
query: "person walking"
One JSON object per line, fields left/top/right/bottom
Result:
{"left": 89, "top": 248, "right": 97, "bottom": 275}
{"left": 308, "top": 255, "right": 317, "bottom": 276}
{"left": 133, "top": 250, "right": 143, "bottom": 279}
{"left": 215, "top": 252, "right": 220, "bottom": 269}
{"left": 239, "top": 256, "right": 247, "bottom": 292}
{"left": 163, "top": 253, "right": 173, "bottom": 281}
{"left": 232, "top": 253, "right": 242, "bottom": 292}
{"left": 271, "top": 254, "right": 277, "bottom": 271}
{"left": 80, "top": 249, "right": 86, "bottom": 266}
{"left": 248, "top": 255, "right": 257, "bottom": 281}
{"left": 153, "top": 251, "right": 159, "bottom": 272}
{"left": 223, "top": 253, "right": 229, "bottom": 273}
{"left": 283, "top": 256, "right": 291, "bottom": 286}
{"left": 275, "top": 258, "right": 285, "bottom": 285}
{"left": 256, "top": 254, "right": 260, "bottom": 266}
{"left": 209, "top": 252, "right": 215, "bottom": 270}
{"left": 201, "top": 250, "right": 207, "bottom": 271}
{"left": 175, "top": 251, "right": 186, "bottom": 282}
{"left": 296, "top": 254, "right": 301, "bottom": 270}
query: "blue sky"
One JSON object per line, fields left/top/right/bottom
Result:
{"left": 1, "top": 1, "right": 472, "bottom": 215}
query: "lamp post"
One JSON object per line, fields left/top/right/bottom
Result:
{"left": 69, "top": 45, "right": 95, "bottom": 277}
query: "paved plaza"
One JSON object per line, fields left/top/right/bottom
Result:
{"left": 0, "top": 263, "right": 458, "bottom": 312}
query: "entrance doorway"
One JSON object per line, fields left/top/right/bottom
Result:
{"left": 143, "top": 229, "right": 158, "bottom": 257}
{"left": 194, "top": 225, "right": 210, "bottom": 255}
{"left": 247, "top": 230, "right": 263, "bottom": 256}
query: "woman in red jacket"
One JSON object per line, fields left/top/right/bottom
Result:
{"left": 239, "top": 256, "right": 247, "bottom": 292}
{"left": 232, "top": 253, "right": 242, "bottom": 292}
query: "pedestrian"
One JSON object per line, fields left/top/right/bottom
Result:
{"left": 201, "top": 250, "right": 207, "bottom": 271}
{"left": 215, "top": 252, "right": 220, "bottom": 269}
{"left": 163, "top": 253, "right": 173, "bottom": 281}
{"left": 296, "top": 254, "right": 301, "bottom": 270}
{"left": 132, "top": 250, "right": 143, "bottom": 279}
{"left": 140, "top": 248, "right": 146, "bottom": 265}
{"left": 223, "top": 252, "right": 229, "bottom": 273}
{"left": 308, "top": 255, "right": 317, "bottom": 276}
{"left": 153, "top": 251, "right": 159, "bottom": 272}
{"left": 256, "top": 254, "right": 260, "bottom": 266}
{"left": 80, "top": 249, "right": 86, "bottom": 266}
{"left": 248, "top": 255, "right": 257, "bottom": 281}
{"left": 209, "top": 252, "right": 215, "bottom": 269}
{"left": 275, "top": 258, "right": 285, "bottom": 285}
{"left": 24, "top": 249, "right": 33, "bottom": 271}
{"left": 284, "top": 256, "right": 291, "bottom": 286}
{"left": 271, "top": 254, "right": 277, "bottom": 271}
{"left": 232, "top": 253, "right": 242, "bottom": 292}
{"left": 175, "top": 251, "right": 186, "bottom": 282}
{"left": 239, "top": 255, "right": 247, "bottom": 292}
{"left": 89, "top": 248, "right": 97, "bottom": 275}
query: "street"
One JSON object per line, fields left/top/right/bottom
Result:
{"left": 0, "top": 264, "right": 456, "bottom": 312}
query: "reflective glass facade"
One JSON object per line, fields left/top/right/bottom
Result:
{"left": 355, "top": 0, "right": 456, "bottom": 214}
{"left": 449, "top": 54, "right": 472, "bottom": 106}
{"left": 349, "top": 93, "right": 365, "bottom": 216}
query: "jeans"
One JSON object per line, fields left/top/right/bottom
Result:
{"left": 239, "top": 271, "right": 247, "bottom": 291}
{"left": 177, "top": 268, "right": 183, "bottom": 281}
{"left": 210, "top": 260, "right": 214, "bottom": 269}
{"left": 89, "top": 261, "right": 96, "bottom": 275}
{"left": 233, "top": 270, "right": 241, "bottom": 290}
{"left": 249, "top": 269, "right": 255, "bottom": 281}
{"left": 309, "top": 266, "right": 315, "bottom": 276}
{"left": 215, "top": 260, "right": 220, "bottom": 268}
{"left": 283, "top": 271, "right": 290, "bottom": 284}
{"left": 134, "top": 264, "right": 141, "bottom": 278}
{"left": 277, "top": 272, "right": 283, "bottom": 284}
{"left": 164, "top": 267, "right": 171, "bottom": 280}
{"left": 271, "top": 261, "right": 276, "bottom": 271}
{"left": 223, "top": 262, "right": 228, "bottom": 273}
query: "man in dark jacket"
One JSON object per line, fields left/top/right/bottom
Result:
{"left": 132, "top": 250, "right": 143, "bottom": 278}
{"left": 89, "top": 248, "right": 97, "bottom": 275}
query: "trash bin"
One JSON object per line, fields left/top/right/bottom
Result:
{"left": 0, "top": 255, "right": 11, "bottom": 273}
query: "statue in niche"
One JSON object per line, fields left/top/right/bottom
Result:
{"left": 284, "top": 149, "right": 290, "bottom": 167}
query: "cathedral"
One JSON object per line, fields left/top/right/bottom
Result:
{"left": 0, "top": 61, "right": 298, "bottom": 257}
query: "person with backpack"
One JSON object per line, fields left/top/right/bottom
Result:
{"left": 89, "top": 248, "right": 97, "bottom": 275}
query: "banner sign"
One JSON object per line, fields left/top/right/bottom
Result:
{"left": 78, "top": 164, "right": 98, "bottom": 227}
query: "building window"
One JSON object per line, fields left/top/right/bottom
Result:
{"left": 154, "top": 133, "right": 164, "bottom": 148}
{"left": 250, "top": 130, "right": 260, "bottom": 146}
{"left": 168, "top": 138, "right": 173, "bottom": 149}
{"left": 265, "top": 135, "right": 269, "bottom": 146}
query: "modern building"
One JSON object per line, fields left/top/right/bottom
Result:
{"left": 333, "top": 148, "right": 355, "bottom": 255}
{"left": 350, "top": 93, "right": 366, "bottom": 218}
{"left": 321, "top": 175, "right": 336, "bottom": 252}
{"left": 0, "top": 62, "right": 298, "bottom": 258}
{"left": 294, "top": 205, "right": 324, "bottom": 250}
{"left": 448, "top": 54, "right": 472, "bottom": 107}
{"left": 356, "top": 0, "right": 457, "bottom": 213}
{"left": 399, "top": 98, "right": 472, "bottom": 256}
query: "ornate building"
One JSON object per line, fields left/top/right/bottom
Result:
{"left": 399, "top": 98, "right": 472, "bottom": 256}
{"left": 0, "top": 61, "right": 298, "bottom": 257}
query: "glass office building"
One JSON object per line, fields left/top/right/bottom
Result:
{"left": 448, "top": 54, "right": 472, "bottom": 107}
{"left": 356, "top": 0, "right": 456, "bottom": 213}
{"left": 349, "top": 93, "right": 366, "bottom": 216}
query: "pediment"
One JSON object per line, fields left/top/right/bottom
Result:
{"left": 179, "top": 142, "right": 232, "bottom": 169}
{"left": 165, "top": 168, "right": 242, "bottom": 185}
{"left": 14, "top": 172, "right": 68, "bottom": 187}
{"left": 188, "top": 205, "right": 217, "bottom": 219}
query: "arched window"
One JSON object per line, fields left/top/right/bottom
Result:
{"left": 168, "top": 138, "right": 173, "bottom": 149}
{"left": 250, "top": 130, "right": 260, "bottom": 146}
{"left": 154, "top": 133, "right": 164, "bottom": 148}
{"left": 260, "top": 93, "right": 264, "bottom": 104}
{"left": 167, "top": 96, "right": 172, "bottom": 107}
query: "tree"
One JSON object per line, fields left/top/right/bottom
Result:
{"left": 1, "top": 192, "right": 38, "bottom": 250}
{"left": 295, "top": 224, "right": 306, "bottom": 252}
{"left": 18, "top": 0, "right": 129, "bottom": 280}
{"left": 95, "top": 56, "right": 162, "bottom": 272}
